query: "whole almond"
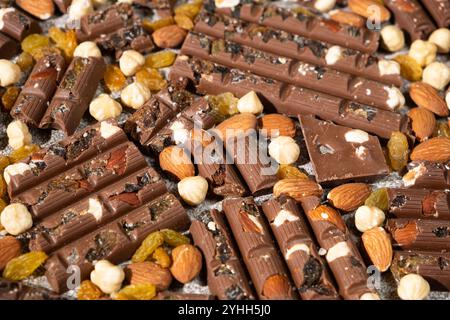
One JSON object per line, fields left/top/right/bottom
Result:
{"left": 258, "top": 114, "right": 296, "bottom": 138}
{"left": 408, "top": 108, "right": 436, "bottom": 141}
{"left": 152, "top": 25, "right": 187, "bottom": 48}
{"left": 126, "top": 261, "right": 172, "bottom": 290}
{"left": 159, "top": 145, "right": 195, "bottom": 180}
{"left": 307, "top": 204, "right": 347, "bottom": 232}
{"left": 329, "top": 10, "right": 366, "bottom": 28}
{"left": 262, "top": 274, "right": 292, "bottom": 299}
{"left": 410, "top": 137, "right": 450, "bottom": 163}
{"left": 170, "top": 244, "right": 202, "bottom": 283}
{"left": 16, "top": 0, "right": 54, "bottom": 20}
{"left": 327, "top": 183, "right": 371, "bottom": 211}
{"left": 348, "top": 0, "right": 391, "bottom": 21}
{"left": 362, "top": 227, "right": 393, "bottom": 272}
{"left": 214, "top": 113, "right": 257, "bottom": 140}
{"left": 0, "top": 236, "right": 22, "bottom": 270}
{"left": 273, "top": 179, "right": 323, "bottom": 202}
{"left": 409, "top": 82, "right": 448, "bottom": 117}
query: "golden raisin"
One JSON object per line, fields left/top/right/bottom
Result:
{"left": 77, "top": 280, "right": 103, "bottom": 300}
{"left": 115, "top": 284, "right": 156, "bottom": 300}
{"left": 9, "top": 144, "right": 40, "bottom": 163}
{"left": 277, "top": 164, "right": 309, "bottom": 180}
{"left": 3, "top": 251, "right": 48, "bottom": 281}
{"left": 135, "top": 68, "right": 167, "bottom": 91}
{"left": 132, "top": 231, "right": 165, "bottom": 263}
{"left": 207, "top": 92, "right": 239, "bottom": 122}
{"left": 29, "top": 46, "right": 61, "bottom": 60}
{"left": 49, "top": 27, "right": 77, "bottom": 60}
{"left": 435, "top": 122, "right": 450, "bottom": 138}
{"left": 152, "top": 247, "right": 172, "bottom": 268}
{"left": 387, "top": 131, "right": 409, "bottom": 171}
{"left": 0, "top": 156, "right": 10, "bottom": 171}
{"left": 142, "top": 16, "right": 175, "bottom": 33}
{"left": 174, "top": 2, "right": 201, "bottom": 19}
{"left": 1, "top": 87, "right": 20, "bottom": 111}
{"left": 0, "top": 176, "right": 6, "bottom": 198}
{"left": 393, "top": 55, "right": 423, "bottom": 82}
{"left": 21, "top": 34, "right": 49, "bottom": 55}
{"left": 104, "top": 65, "right": 126, "bottom": 92}
{"left": 161, "top": 229, "right": 190, "bottom": 247}
{"left": 365, "top": 188, "right": 389, "bottom": 211}
{"left": 145, "top": 51, "right": 176, "bottom": 69}
{"left": 174, "top": 14, "right": 194, "bottom": 30}
{"left": 16, "top": 52, "right": 34, "bottom": 71}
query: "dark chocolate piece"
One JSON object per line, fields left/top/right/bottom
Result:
{"left": 261, "top": 196, "right": 340, "bottom": 300}
{"left": 299, "top": 115, "right": 389, "bottom": 185}
{"left": 0, "top": 32, "right": 18, "bottom": 59}
{"left": 190, "top": 209, "right": 255, "bottom": 300}
{"left": 0, "top": 8, "right": 41, "bottom": 41}
{"left": 154, "top": 291, "right": 215, "bottom": 300}
{"left": 0, "top": 280, "right": 62, "bottom": 300}
{"left": 222, "top": 197, "right": 298, "bottom": 300}
{"left": 403, "top": 162, "right": 450, "bottom": 189}
{"left": 420, "top": 0, "right": 450, "bottom": 27}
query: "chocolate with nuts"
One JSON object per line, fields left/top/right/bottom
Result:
{"left": 0, "top": 8, "right": 41, "bottom": 41}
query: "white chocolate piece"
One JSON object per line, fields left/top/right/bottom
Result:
{"left": 385, "top": 86, "right": 405, "bottom": 109}
{"left": 100, "top": 121, "right": 121, "bottom": 139}
{"left": 285, "top": 243, "right": 310, "bottom": 260}
{"left": 344, "top": 129, "right": 369, "bottom": 144}
{"left": 0, "top": 203, "right": 33, "bottom": 235}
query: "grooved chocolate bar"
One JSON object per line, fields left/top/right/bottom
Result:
{"left": 11, "top": 54, "right": 66, "bottom": 127}
{"left": 300, "top": 196, "right": 376, "bottom": 300}
{"left": 0, "top": 32, "right": 18, "bottom": 59}
{"left": 403, "top": 162, "right": 450, "bottom": 189}
{"left": 420, "top": 0, "right": 450, "bottom": 27}
{"left": 222, "top": 197, "right": 298, "bottom": 300}
{"left": 261, "top": 196, "right": 339, "bottom": 300}
{"left": 190, "top": 209, "right": 255, "bottom": 300}
{"left": 0, "top": 8, "right": 41, "bottom": 41}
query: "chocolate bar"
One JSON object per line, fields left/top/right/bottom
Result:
{"left": 190, "top": 209, "right": 255, "bottom": 300}
{"left": 387, "top": 218, "right": 450, "bottom": 251}
{"left": 194, "top": 11, "right": 402, "bottom": 86}
{"left": 299, "top": 115, "right": 389, "bottom": 185}
{"left": 403, "top": 162, "right": 450, "bottom": 189}
{"left": 11, "top": 54, "right": 66, "bottom": 127}
{"left": 0, "top": 280, "right": 62, "bottom": 300}
{"left": 391, "top": 250, "right": 450, "bottom": 291}
{"left": 133, "top": 0, "right": 176, "bottom": 17}
{"left": 170, "top": 57, "right": 407, "bottom": 139}
{"left": 155, "top": 291, "right": 215, "bottom": 300}
{"left": 384, "top": 0, "right": 436, "bottom": 40}
{"left": 420, "top": 0, "right": 450, "bottom": 27}
{"left": 387, "top": 188, "right": 450, "bottom": 219}
{"left": 222, "top": 197, "right": 298, "bottom": 300}
{"left": 40, "top": 56, "right": 106, "bottom": 135}
{"left": 0, "top": 32, "right": 18, "bottom": 59}
{"left": 261, "top": 196, "right": 340, "bottom": 300}
{"left": 0, "top": 8, "right": 41, "bottom": 41}
{"left": 300, "top": 196, "right": 376, "bottom": 300}
{"left": 182, "top": 33, "right": 401, "bottom": 111}
{"left": 53, "top": 0, "right": 72, "bottom": 13}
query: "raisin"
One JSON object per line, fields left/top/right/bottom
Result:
{"left": 207, "top": 92, "right": 239, "bottom": 121}
{"left": 104, "top": 65, "right": 126, "bottom": 92}
{"left": 2, "top": 251, "right": 48, "bottom": 281}
{"left": 1, "top": 87, "right": 20, "bottom": 111}
{"left": 393, "top": 55, "right": 422, "bottom": 82}
{"left": 115, "top": 283, "right": 156, "bottom": 300}
{"left": 29, "top": 46, "right": 61, "bottom": 60}
{"left": 142, "top": 17, "right": 175, "bottom": 32}
{"left": 85, "top": 230, "right": 118, "bottom": 263}
{"left": 432, "top": 227, "right": 450, "bottom": 238}
{"left": 365, "top": 188, "right": 389, "bottom": 211}
{"left": 9, "top": 145, "right": 40, "bottom": 163}
{"left": 21, "top": 34, "right": 49, "bottom": 55}
{"left": 145, "top": 51, "right": 176, "bottom": 69}
{"left": 0, "top": 176, "right": 6, "bottom": 198}
{"left": 0, "top": 156, "right": 10, "bottom": 171}
{"left": 175, "top": 14, "right": 194, "bottom": 30}
{"left": 136, "top": 68, "right": 166, "bottom": 91}
{"left": 49, "top": 27, "right": 77, "bottom": 60}
{"left": 174, "top": 2, "right": 201, "bottom": 19}
{"left": 387, "top": 131, "right": 409, "bottom": 171}
{"left": 77, "top": 280, "right": 103, "bottom": 300}
{"left": 152, "top": 247, "right": 172, "bottom": 268}
{"left": 161, "top": 229, "right": 190, "bottom": 247}
{"left": 301, "top": 257, "right": 322, "bottom": 289}
{"left": 16, "top": 52, "right": 34, "bottom": 71}
{"left": 277, "top": 164, "right": 309, "bottom": 180}
{"left": 132, "top": 231, "right": 165, "bottom": 263}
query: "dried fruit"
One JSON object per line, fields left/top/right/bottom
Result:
{"left": 0, "top": 176, "right": 6, "bottom": 198}
{"left": 174, "top": 2, "right": 201, "bottom": 19}
{"left": 0, "top": 199, "right": 7, "bottom": 214}
{"left": 0, "top": 236, "right": 22, "bottom": 271}
{"left": 152, "top": 247, "right": 172, "bottom": 268}
{"left": 1, "top": 87, "right": 20, "bottom": 111}
{"left": 142, "top": 17, "right": 175, "bottom": 33}
{"left": 409, "top": 82, "right": 448, "bottom": 117}
{"left": 152, "top": 25, "right": 187, "bottom": 48}
{"left": 9, "top": 144, "right": 40, "bottom": 163}
{"left": 276, "top": 164, "right": 309, "bottom": 180}
{"left": 435, "top": 121, "right": 450, "bottom": 138}
{"left": 410, "top": 137, "right": 450, "bottom": 163}
{"left": 127, "top": 261, "right": 172, "bottom": 290}
{"left": 175, "top": 14, "right": 194, "bottom": 30}
{"left": 259, "top": 114, "right": 296, "bottom": 138}
{"left": 145, "top": 51, "right": 177, "bottom": 69}
{"left": 362, "top": 227, "right": 393, "bottom": 272}
{"left": 49, "top": 27, "right": 77, "bottom": 60}
{"left": 207, "top": 92, "right": 239, "bottom": 122}
{"left": 387, "top": 132, "right": 409, "bottom": 171}
{"left": 16, "top": 52, "right": 34, "bottom": 71}
{"left": 393, "top": 55, "right": 423, "bottom": 81}
{"left": 132, "top": 231, "right": 165, "bottom": 263}
{"left": 365, "top": 188, "right": 389, "bottom": 211}
{"left": 29, "top": 46, "right": 61, "bottom": 60}
{"left": 408, "top": 107, "right": 436, "bottom": 141}
{"left": 2, "top": 251, "right": 48, "bottom": 281}
{"left": 348, "top": 0, "right": 390, "bottom": 21}
{"left": 161, "top": 229, "right": 190, "bottom": 247}
{"left": 135, "top": 68, "right": 167, "bottom": 91}
{"left": 77, "top": 280, "right": 103, "bottom": 300}
{"left": 159, "top": 146, "right": 195, "bottom": 180}
{"left": 262, "top": 274, "right": 291, "bottom": 299}
{"left": 327, "top": 183, "right": 372, "bottom": 212}
{"left": 214, "top": 113, "right": 257, "bottom": 140}
{"left": 104, "top": 65, "right": 126, "bottom": 92}
{"left": 21, "top": 34, "right": 50, "bottom": 56}
{"left": 0, "top": 156, "right": 10, "bottom": 171}
{"left": 115, "top": 283, "right": 156, "bottom": 300}
{"left": 307, "top": 205, "right": 347, "bottom": 232}
{"left": 170, "top": 244, "right": 202, "bottom": 284}
{"left": 273, "top": 179, "right": 323, "bottom": 202}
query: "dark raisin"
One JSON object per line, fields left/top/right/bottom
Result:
{"left": 225, "top": 285, "right": 247, "bottom": 300}
{"left": 433, "top": 227, "right": 450, "bottom": 238}
{"left": 392, "top": 195, "right": 407, "bottom": 208}
{"left": 85, "top": 230, "right": 118, "bottom": 262}
{"left": 301, "top": 257, "right": 322, "bottom": 289}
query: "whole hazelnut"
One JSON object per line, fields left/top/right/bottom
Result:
{"left": 409, "top": 40, "right": 437, "bottom": 66}
{"left": 354, "top": 205, "right": 385, "bottom": 232}
{"left": 178, "top": 176, "right": 208, "bottom": 206}
{"left": 89, "top": 94, "right": 122, "bottom": 121}
{"left": 237, "top": 91, "right": 264, "bottom": 114}
{"left": 6, "top": 120, "right": 32, "bottom": 150}
{"left": 90, "top": 260, "right": 125, "bottom": 294}
{"left": 119, "top": 50, "right": 145, "bottom": 77}
{"left": 422, "top": 62, "right": 450, "bottom": 91}
{"left": 397, "top": 274, "right": 430, "bottom": 300}
{"left": 0, "top": 203, "right": 33, "bottom": 235}
{"left": 268, "top": 136, "right": 300, "bottom": 165}
{"left": 428, "top": 28, "right": 450, "bottom": 53}
{"left": 0, "top": 59, "right": 21, "bottom": 87}
{"left": 74, "top": 41, "right": 102, "bottom": 58}
{"left": 380, "top": 25, "right": 405, "bottom": 52}
{"left": 314, "top": 0, "right": 336, "bottom": 12}
{"left": 121, "top": 82, "right": 151, "bottom": 109}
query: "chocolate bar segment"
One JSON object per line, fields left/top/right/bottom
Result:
{"left": 222, "top": 197, "right": 298, "bottom": 300}
{"left": 0, "top": 8, "right": 41, "bottom": 41}
{"left": 261, "top": 196, "right": 340, "bottom": 300}
{"left": 403, "top": 162, "right": 450, "bottom": 189}
{"left": 420, "top": 0, "right": 450, "bottom": 27}
{"left": 0, "top": 32, "right": 18, "bottom": 59}
{"left": 299, "top": 115, "right": 389, "bottom": 185}
{"left": 190, "top": 209, "right": 255, "bottom": 300}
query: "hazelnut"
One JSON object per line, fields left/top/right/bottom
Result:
{"left": 409, "top": 40, "right": 437, "bottom": 66}
{"left": 380, "top": 25, "right": 405, "bottom": 52}
{"left": 90, "top": 260, "right": 125, "bottom": 294}
{"left": 0, "top": 59, "right": 21, "bottom": 87}
{"left": 119, "top": 50, "right": 145, "bottom": 77}
{"left": 89, "top": 94, "right": 122, "bottom": 121}
{"left": 6, "top": 120, "right": 32, "bottom": 150}
{"left": 354, "top": 205, "right": 385, "bottom": 232}
{"left": 268, "top": 136, "right": 300, "bottom": 165}
{"left": 385, "top": 86, "right": 405, "bottom": 109}
{"left": 121, "top": 82, "right": 151, "bottom": 109}
{"left": 215, "top": 0, "right": 240, "bottom": 8}
{"left": 397, "top": 274, "right": 430, "bottom": 300}
{"left": 314, "top": 0, "right": 336, "bottom": 12}
{"left": 422, "top": 62, "right": 450, "bottom": 91}
{"left": 3, "top": 163, "right": 31, "bottom": 185}
{"left": 325, "top": 45, "right": 343, "bottom": 65}
{"left": 68, "top": 0, "right": 94, "bottom": 21}
{"left": 177, "top": 176, "right": 208, "bottom": 206}
{"left": 378, "top": 60, "right": 400, "bottom": 76}
{"left": 0, "top": 203, "right": 33, "bottom": 235}
{"left": 73, "top": 41, "right": 102, "bottom": 58}
{"left": 360, "top": 292, "right": 380, "bottom": 300}
{"left": 428, "top": 28, "right": 450, "bottom": 53}
{"left": 237, "top": 91, "right": 264, "bottom": 114}
{"left": 344, "top": 129, "right": 369, "bottom": 144}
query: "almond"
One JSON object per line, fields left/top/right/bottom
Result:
{"left": 239, "top": 210, "right": 263, "bottom": 234}
{"left": 410, "top": 137, "right": 450, "bottom": 163}
{"left": 0, "top": 236, "right": 22, "bottom": 270}
{"left": 408, "top": 108, "right": 436, "bottom": 141}
{"left": 262, "top": 274, "right": 292, "bottom": 299}
{"left": 393, "top": 0, "right": 416, "bottom": 12}
{"left": 307, "top": 204, "right": 347, "bottom": 233}
{"left": 159, "top": 146, "right": 195, "bottom": 180}
{"left": 126, "top": 261, "right": 172, "bottom": 290}
{"left": 152, "top": 25, "right": 187, "bottom": 48}
{"left": 327, "top": 183, "right": 371, "bottom": 212}
{"left": 273, "top": 179, "right": 323, "bottom": 202}
{"left": 362, "top": 227, "right": 393, "bottom": 272}
{"left": 329, "top": 10, "right": 366, "bottom": 28}
{"left": 16, "top": 0, "right": 54, "bottom": 20}
{"left": 258, "top": 114, "right": 296, "bottom": 138}
{"left": 409, "top": 82, "right": 448, "bottom": 117}
{"left": 214, "top": 113, "right": 257, "bottom": 141}
{"left": 169, "top": 244, "right": 202, "bottom": 283}
{"left": 389, "top": 221, "right": 418, "bottom": 246}
{"left": 348, "top": 0, "right": 391, "bottom": 21}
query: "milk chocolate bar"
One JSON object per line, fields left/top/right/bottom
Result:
{"left": 0, "top": 32, "right": 18, "bottom": 59}
{"left": 420, "top": 0, "right": 450, "bottom": 27}
{"left": 261, "top": 196, "right": 340, "bottom": 300}
{"left": 222, "top": 197, "right": 298, "bottom": 300}
{"left": 0, "top": 280, "right": 62, "bottom": 300}
{"left": 190, "top": 209, "right": 255, "bottom": 300}
{"left": 403, "top": 162, "right": 450, "bottom": 189}
{"left": 299, "top": 115, "right": 389, "bottom": 185}
{"left": 0, "top": 8, "right": 41, "bottom": 41}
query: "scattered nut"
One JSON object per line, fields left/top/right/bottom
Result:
{"left": 0, "top": 60, "right": 21, "bottom": 87}
{"left": 3, "top": 163, "right": 31, "bottom": 185}
{"left": 0, "top": 203, "right": 33, "bottom": 236}
{"left": 178, "top": 176, "right": 208, "bottom": 206}
{"left": 262, "top": 274, "right": 292, "bottom": 299}
{"left": 126, "top": 261, "right": 172, "bottom": 291}
{"left": 408, "top": 40, "right": 437, "bottom": 67}
{"left": 119, "top": 50, "right": 145, "bottom": 77}
{"left": 121, "top": 82, "right": 151, "bottom": 109}
{"left": 360, "top": 292, "right": 380, "bottom": 300}
{"left": 68, "top": 0, "right": 94, "bottom": 21}
{"left": 422, "top": 62, "right": 450, "bottom": 91}
{"left": 428, "top": 28, "right": 450, "bottom": 53}
{"left": 314, "top": 0, "right": 336, "bottom": 12}
{"left": 362, "top": 227, "right": 393, "bottom": 272}
{"left": 268, "top": 136, "right": 300, "bottom": 165}
{"left": 259, "top": 114, "right": 296, "bottom": 138}
{"left": 73, "top": 41, "right": 102, "bottom": 58}
{"left": 169, "top": 244, "right": 202, "bottom": 284}
{"left": 327, "top": 183, "right": 371, "bottom": 212}
{"left": 354, "top": 205, "right": 385, "bottom": 232}
{"left": 325, "top": 45, "right": 343, "bottom": 65}
{"left": 237, "top": 91, "right": 264, "bottom": 114}
{"left": 152, "top": 25, "right": 187, "bottom": 48}
{"left": 397, "top": 274, "right": 430, "bottom": 300}
{"left": 0, "top": 236, "right": 22, "bottom": 270}
{"left": 6, "top": 120, "right": 32, "bottom": 150}
{"left": 380, "top": 25, "right": 405, "bottom": 52}
{"left": 378, "top": 60, "right": 400, "bottom": 76}
{"left": 385, "top": 86, "right": 405, "bottom": 110}
{"left": 215, "top": 0, "right": 240, "bottom": 8}
{"left": 159, "top": 145, "right": 195, "bottom": 180}
{"left": 89, "top": 94, "right": 122, "bottom": 121}
{"left": 15, "top": 0, "right": 54, "bottom": 20}
{"left": 90, "top": 260, "right": 125, "bottom": 294}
